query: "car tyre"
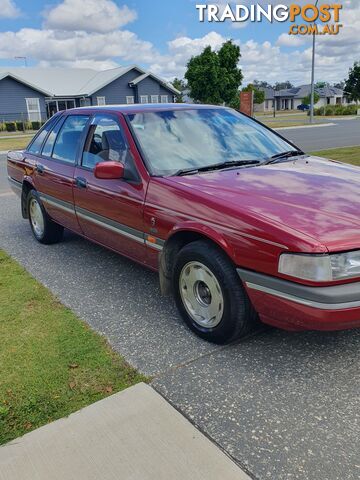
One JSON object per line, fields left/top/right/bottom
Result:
{"left": 173, "top": 240, "right": 257, "bottom": 344}
{"left": 27, "top": 189, "right": 64, "bottom": 244}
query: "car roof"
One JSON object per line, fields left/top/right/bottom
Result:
{"left": 64, "top": 103, "right": 227, "bottom": 115}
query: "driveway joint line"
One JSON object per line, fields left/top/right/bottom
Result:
{"left": 151, "top": 383, "right": 259, "bottom": 480}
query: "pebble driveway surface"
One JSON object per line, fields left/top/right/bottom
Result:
{"left": 1, "top": 155, "right": 359, "bottom": 480}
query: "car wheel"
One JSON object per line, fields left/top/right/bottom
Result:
{"left": 173, "top": 240, "right": 257, "bottom": 344}
{"left": 27, "top": 190, "right": 64, "bottom": 244}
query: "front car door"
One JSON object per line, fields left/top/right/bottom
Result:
{"left": 73, "top": 113, "right": 148, "bottom": 263}
{"left": 31, "top": 113, "right": 90, "bottom": 234}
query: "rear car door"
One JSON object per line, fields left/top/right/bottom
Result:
{"left": 73, "top": 113, "right": 148, "bottom": 263}
{"left": 32, "top": 114, "right": 90, "bottom": 234}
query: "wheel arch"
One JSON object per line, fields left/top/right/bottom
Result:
{"left": 159, "top": 223, "right": 233, "bottom": 295}
{"left": 21, "top": 178, "right": 35, "bottom": 219}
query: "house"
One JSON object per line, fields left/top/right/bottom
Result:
{"left": 0, "top": 65, "right": 180, "bottom": 122}
{"left": 255, "top": 84, "right": 353, "bottom": 113}
{"left": 253, "top": 87, "right": 275, "bottom": 112}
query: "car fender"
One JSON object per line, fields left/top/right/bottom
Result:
{"left": 21, "top": 175, "right": 36, "bottom": 218}
{"left": 158, "top": 221, "right": 233, "bottom": 296}
{"left": 167, "top": 221, "right": 232, "bottom": 254}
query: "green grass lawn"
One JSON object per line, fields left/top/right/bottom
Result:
{"left": 0, "top": 250, "right": 146, "bottom": 445}
{"left": 310, "top": 145, "right": 360, "bottom": 166}
{"left": 0, "top": 136, "right": 33, "bottom": 151}
{"left": 0, "top": 130, "right": 37, "bottom": 137}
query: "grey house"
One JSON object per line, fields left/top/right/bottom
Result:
{"left": 255, "top": 84, "right": 353, "bottom": 113}
{"left": 0, "top": 65, "right": 180, "bottom": 122}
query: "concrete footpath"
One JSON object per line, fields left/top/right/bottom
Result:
{"left": 0, "top": 383, "right": 249, "bottom": 480}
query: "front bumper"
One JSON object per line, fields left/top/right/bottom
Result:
{"left": 237, "top": 268, "right": 360, "bottom": 331}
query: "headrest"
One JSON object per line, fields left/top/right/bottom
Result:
{"left": 101, "top": 130, "right": 126, "bottom": 151}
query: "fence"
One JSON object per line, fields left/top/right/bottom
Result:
{"left": 0, "top": 112, "right": 48, "bottom": 132}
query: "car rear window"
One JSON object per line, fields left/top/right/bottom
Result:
{"left": 27, "top": 116, "right": 60, "bottom": 154}
{"left": 41, "top": 117, "right": 65, "bottom": 157}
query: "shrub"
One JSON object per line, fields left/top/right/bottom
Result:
{"left": 31, "top": 121, "right": 41, "bottom": 130}
{"left": 313, "top": 106, "right": 325, "bottom": 116}
{"left": 313, "top": 104, "right": 358, "bottom": 116}
{"left": 5, "top": 122, "right": 16, "bottom": 132}
{"left": 25, "top": 121, "right": 33, "bottom": 130}
{"left": 0, "top": 122, "right": 6, "bottom": 132}
{"left": 16, "top": 121, "right": 25, "bottom": 131}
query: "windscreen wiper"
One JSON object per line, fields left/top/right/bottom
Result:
{"left": 173, "top": 159, "right": 262, "bottom": 176}
{"left": 263, "top": 150, "right": 305, "bottom": 165}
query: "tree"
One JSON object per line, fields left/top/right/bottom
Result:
{"left": 242, "top": 84, "right": 265, "bottom": 104}
{"left": 303, "top": 92, "right": 320, "bottom": 105}
{"left": 172, "top": 77, "right": 187, "bottom": 103}
{"left": 274, "top": 81, "right": 293, "bottom": 91}
{"left": 253, "top": 79, "right": 272, "bottom": 89}
{"left": 185, "top": 40, "right": 243, "bottom": 105}
{"left": 333, "top": 81, "right": 345, "bottom": 90}
{"left": 315, "top": 81, "right": 329, "bottom": 89}
{"left": 345, "top": 61, "right": 360, "bottom": 101}
{"left": 217, "top": 40, "right": 243, "bottom": 104}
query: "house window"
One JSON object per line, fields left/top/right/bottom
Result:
{"left": 327, "top": 97, "right": 331, "bottom": 105}
{"left": 126, "top": 96, "right": 134, "bottom": 104}
{"left": 151, "top": 95, "right": 159, "bottom": 103}
{"left": 160, "top": 95, "right": 168, "bottom": 103}
{"left": 97, "top": 96, "right": 106, "bottom": 106}
{"left": 26, "top": 98, "right": 41, "bottom": 122}
{"left": 265, "top": 100, "right": 269, "bottom": 109}
{"left": 140, "top": 95, "right": 148, "bottom": 104}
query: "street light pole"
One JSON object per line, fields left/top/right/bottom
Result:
{"left": 310, "top": 0, "right": 319, "bottom": 124}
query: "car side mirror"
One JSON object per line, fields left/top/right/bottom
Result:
{"left": 94, "top": 161, "right": 124, "bottom": 180}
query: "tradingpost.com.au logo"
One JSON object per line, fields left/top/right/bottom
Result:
{"left": 196, "top": 3, "right": 343, "bottom": 36}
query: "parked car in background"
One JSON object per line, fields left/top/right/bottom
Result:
{"left": 7, "top": 104, "right": 360, "bottom": 343}
{"left": 297, "top": 104, "right": 310, "bottom": 111}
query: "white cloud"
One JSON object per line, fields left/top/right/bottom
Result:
{"left": 44, "top": 0, "right": 137, "bottom": 33}
{"left": 38, "top": 58, "right": 119, "bottom": 70}
{"left": 0, "top": 0, "right": 20, "bottom": 18}
{"left": 0, "top": 27, "right": 156, "bottom": 65}
{"left": 0, "top": 0, "right": 358, "bottom": 88}
{"left": 149, "top": 32, "right": 228, "bottom": 79}
{"left": 276, "top": 33, "right": 308, "bottom": 48}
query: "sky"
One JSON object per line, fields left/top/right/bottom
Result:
{"left": 0, "top": 0, "right": 359, "bottom": 86}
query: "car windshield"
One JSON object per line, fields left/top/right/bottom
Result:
{"left": 127, "top": 107, "right": 298, "bottom": 176}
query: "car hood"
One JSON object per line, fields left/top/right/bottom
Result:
{"left": 167, "top": 156, "right": 360, "bottom": 252}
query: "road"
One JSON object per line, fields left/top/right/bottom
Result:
{"left": 275, "top": 117, "right": 360, "bottom": 151}
{"left": 1, "top": 155, "right": 360, "bottom": 480}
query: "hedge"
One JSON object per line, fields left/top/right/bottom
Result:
{"left": 5, "top": 122, "right": 16, "bottom": 132}
{"left": 313, "top": 104, "right": 359, "bottom": 116}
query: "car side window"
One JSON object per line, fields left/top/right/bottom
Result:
{"left": 52, "top": 115, "right": 89, "bottom": 164}
{"left": 82, "top": 115, "right": 129, "bottom": 170}
{"left": 27, "top": 116, "right": 59, "bottom": 154}
{"left": 41, "top": 116, "right": 65, "bottom": 157}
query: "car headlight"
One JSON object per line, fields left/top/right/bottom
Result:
{"left": 278, "top": 251, "right": 360, "bottom": 282}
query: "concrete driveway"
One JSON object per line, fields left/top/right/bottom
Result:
{"left": 1, "top": 155, "right": 359, "bottom": 480}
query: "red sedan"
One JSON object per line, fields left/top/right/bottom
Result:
{"left": 7, "top": 104, "right": 360, "bottom": 343}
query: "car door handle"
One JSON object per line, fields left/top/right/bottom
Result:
{"left": 75, "top": 177, "right": 87, "bottom": 189}
{"left": 36, "top": 164, "right": 45, "bottom": 174}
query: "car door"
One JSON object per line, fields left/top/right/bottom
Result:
{"left": 32, "top": 114, "right": 90, "bottom": 234}
{"left": 73, "top": 113, "right": 148, "bottom": 263}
